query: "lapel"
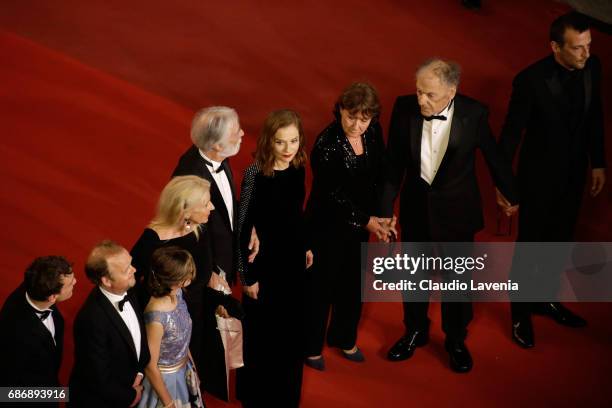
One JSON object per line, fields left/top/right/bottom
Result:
{"left": 409, "top": 112, "right": 422, "bottom": 169}
{"left": 17, "top": 284, "right": 59, "bottom": 350}
{"left": 94, "top": 287, "right": 138, "bottom": 360}
{"left": 435, "top": 97, "right": 463, "bottom": 182}
{"left": 582, "top": 63, "right": 592, "bottom": 117}
{"left": 198, "top": 155, "right": 233, "bottom": 230}
{"left": 22, "top": 297, "right": 58, "bottom": 349}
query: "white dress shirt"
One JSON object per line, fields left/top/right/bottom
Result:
{"left": 25, "top": 292, "right": 55, "bottom": 345}
{"left": 420, "top": 101, "right": 455, "bottom": 185}
{"left": 99, "top": 287, "right": 141, "bottom": 359}
{"left": 199, "top": 150, "right": 234, "bottom": 230}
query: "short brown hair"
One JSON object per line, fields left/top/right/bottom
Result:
{"left": 333, "top": 82, "right": 381, "bottom": 121}
{"left": 24, "top": 256, "right": 73, "bottom": 301}
{"left": 255, "top": 109, "right": 307, "bottom": 177}
{"left": 85, "top": 240, "right": 125, "bottom": 285}
{"left": 147, "top": 246, "right": 196, "bottom": 297}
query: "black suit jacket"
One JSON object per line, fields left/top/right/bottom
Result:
{"left": 69, "top": 287, "right": 150, "bottom": 408}
{"left": 382, "top": 94, "right": 517, "bottom": 241}
{"left": 173, "top": 145, "right": 238, "bottom": 283}
{"left": 499, "top": 55, "right": 605, "bottom": 233}
{"left": 0, "top": 285, "right": 64, "bottom": 389}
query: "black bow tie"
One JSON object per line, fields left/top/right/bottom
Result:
{"left": 35, "top": 309, "right": 52, "bottom": 320}
{"left": 118, "top": 295, "right": 130, "bottom": 312}
{"left": 202, "top": 158, "right": 226, "bottom": 174}
{"left": 423, "top": 114, "right": 447, "bottom": 121}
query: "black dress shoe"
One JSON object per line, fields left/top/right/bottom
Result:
{"left": 534, "top": 302, "right": 587, "bottom": 328}
{"left": 445, "top": 340, "right": 473, "bottom": 373}
{"left": 512, "top": 318, "right": 534, "bottom": 348}
{"left": 387, "top": 331, "right": 429, "bottom": 361}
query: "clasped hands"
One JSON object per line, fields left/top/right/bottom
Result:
{"left": 367, "top": 215, "right": 397, "bottom": 243}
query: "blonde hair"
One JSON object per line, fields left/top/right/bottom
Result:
{"left": 149, "top": 176, "right": 211, "bottom": 239}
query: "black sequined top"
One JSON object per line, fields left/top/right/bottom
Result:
{"left": 306, "top": 120, "right": 385, "bottom": 233}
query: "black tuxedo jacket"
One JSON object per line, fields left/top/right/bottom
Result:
{"left": 0, "top": 285, "right": 64, "bottom": 388}
{"left": 173, "top": 145, "right": 238, "bottom": 283}
{"left": 382, "top": 94, "right": 517, "bottom": 241}
{"left": 499, "top": 55, "right": 605, "bottom": 226}
{"left": 69, "top": 287, "right": 150, "bottom": 408}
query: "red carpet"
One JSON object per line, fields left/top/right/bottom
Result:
{"left": 1, "top": 1, "right": 611, "bottom": 406}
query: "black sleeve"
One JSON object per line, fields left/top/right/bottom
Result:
{"left": 476, "top": 105, "right": 519, "bottom": 204}
{"left": 236, "top": 164, "right": 259, "bottom": 286}
{"left": 499, "top": 71, "right": 533, "bottom": 165}
{"left": 381, "top": 97, "right": 409, "bottom": 217}
{"left": 587, "top": 56, "right": 606, "bottom": 169}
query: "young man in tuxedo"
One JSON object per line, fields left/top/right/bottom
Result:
{"left": 499, "top": 11, "right": 606, "bottom": 348}
{"left": 0, "top": 256, "right": 75, "bottom": 398}
{"left": 382, "top": 58, "right": 517, "bottom": 373}
{"left": 69, "top": 240, "right": 150, "bottom": 407}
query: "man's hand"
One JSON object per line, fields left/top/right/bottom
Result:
{"left": 243, "top": 282, "right": 259, "bottom": 300}
{"left": 379, "top": 216, "right": 398, "bottom": 241}
{"left": 305, "top": 250, "right": 314, "bottom": 269}
{"left": 248, "top": 226, "right": 260, "bottom": 263}
{"left": 496, "top": 188, "right": 519, "bottom": 216}
{"left": 591, "top": 168, "right": 606, "bottom": 197}
{"left": 129, "top": 373, "right": 144, "bottom": 407}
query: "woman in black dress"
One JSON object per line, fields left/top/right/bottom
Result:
{"left": 304, "top": 82, "right": 392, "bottom": 370}
{"left": 131, "top": 175, "right": 240, "bottom": 402}
{"left": 237, "top": 109, "right": 312, "bottom": 407}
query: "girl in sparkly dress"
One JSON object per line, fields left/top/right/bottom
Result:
{"left": 139, "top": 246, "right": 204, "bottom": 408}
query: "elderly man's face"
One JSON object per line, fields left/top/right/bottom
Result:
{"left": 219, "top": 120, "right": 244, "bottom": 158}
{"left": 416, "top": 71, "right": 456, "bottom": 117}
{"left": 552, "top": 28, "right": 591, "bottom": 71}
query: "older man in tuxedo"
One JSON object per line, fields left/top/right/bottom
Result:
{"left": 69, "top": 240, "right": 150, "bottom": 407}
{"left": 0, "top": 256, "right": 75, "bottom": 405}
{"left": 172, "top": 106, "right": 256, "bottom": 400}
{"left": 499, "top": 11, "right": 606, "bottom": 348}
{"left": 382, "top": 59, "right": 517, "bottom": 372}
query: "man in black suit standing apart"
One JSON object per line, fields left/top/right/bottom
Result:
{"left": 499, "top": 12, "right": 606, "bottom": 348}
{"left": 69, "top": 240, "right": 150, "bottom": 407}
{"left": 0, "top": 256, "right": 75, "bottom": 402}
{"left": 382, "top": 59, "right": 517, "bottom": 372}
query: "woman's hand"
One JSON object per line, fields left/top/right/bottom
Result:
{"left": 243, "top": 282, "right": 259, "bottom": 300}
{"left": 216, "top": 305, "right": 230, "bottom": 318}
{"left": 305, "top": 250, "right": 314, "bottom": 269}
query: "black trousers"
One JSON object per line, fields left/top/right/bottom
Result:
{"left": 400, "top": 226, "right": 474, "bottom": 343}
{"left": 305, "top": 229, "right": 366, "bottom": 356}
{"left": 510, "top": 184, "right": 583, "bottom": 321}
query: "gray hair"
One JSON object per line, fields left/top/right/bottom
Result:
{"left": 416, "top": 58, "right": 461, "bottom": 88}
{"left": 190, "top": 106, "right": 239, "bottom": 151}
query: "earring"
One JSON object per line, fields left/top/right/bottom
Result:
{"left": 184, "top": 219, "right": 192, "bottom": 230}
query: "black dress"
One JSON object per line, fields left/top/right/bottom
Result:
{"left": 130, "top": 227, "right": 230, "bottom": 401}
{"left": 236, "top": 164, "right": 307, "bottom": 408}
{"left": 304, "top": 120, "right": 385, "bottom": 355}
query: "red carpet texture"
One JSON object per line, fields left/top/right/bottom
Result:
{"left": 1, "top": 1, "right": 611, "bottom": 407}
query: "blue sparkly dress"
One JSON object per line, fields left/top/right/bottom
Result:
{"left": 139, "top": 289, "right": 203, "bottom": 408}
